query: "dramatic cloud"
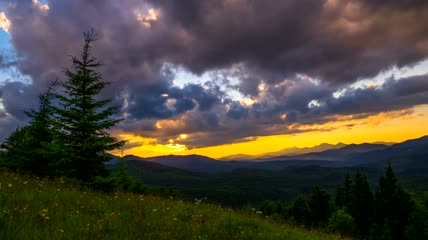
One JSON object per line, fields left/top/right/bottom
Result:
{"left": 147, "top": 0, "right": 428, "bottom": 84}
{"left": 0, "top": 0, "right": 428, "bottom": 148}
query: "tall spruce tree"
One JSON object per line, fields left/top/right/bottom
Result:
{"left": 54, "top": 30, "right": 124, "bottom": 180}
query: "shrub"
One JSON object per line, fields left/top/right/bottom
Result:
{"left": 328, "top": 208, "right": 356, "bottom": 237}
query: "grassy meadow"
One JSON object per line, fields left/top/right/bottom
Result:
{"left": 0, "top": 171, "right": 348, "bottom": 240}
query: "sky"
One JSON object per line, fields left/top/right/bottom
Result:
{"left": 0, "top": 0, "right": 428, "bottom": 159}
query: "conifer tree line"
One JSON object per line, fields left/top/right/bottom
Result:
{"left": 0, "top": 31, "right": 126, "bottom": 181}
{"left": 260, "top": 164, "right": 428, "bottom": 240}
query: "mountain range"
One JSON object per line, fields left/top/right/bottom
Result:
{"left": 220, "top": 142, "right": 348, "bottom": 160}
{"left": 109, "top": 135, "right": 428, "bottom": 173}
{"left": 263, "top": 143, "right": 389, "bottom": 161}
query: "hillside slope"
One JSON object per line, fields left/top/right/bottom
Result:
{"left": 347, "top": 135, "right": 428, "bottom": 165}
{"left": 0, "top": 171, "right": 346, "bottom": 240}
{"left": 125, "top": 154, "right": 237, "bottom": 172}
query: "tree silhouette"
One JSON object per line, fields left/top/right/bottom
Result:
{"left": 335, "top": 173, "right": 353, "bottom": 209}
{"left": 309, "top": 186, "right": 331, "bottom": 228}
{"left": 290, "top": 196, "right": 311, "bottom": 227}
{"left": 350, "top": 171, "right": 373, "bottom": 239}
{"left": 371, "top": 163, "right": 414, "bottom": 240}
{"left": 53, "top": 30, "right": 125, "bottom": 179}
{"left": 1, "top": 81, "right": 57, "bottom": 175}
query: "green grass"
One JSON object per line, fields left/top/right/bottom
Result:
{"left": 0, "top": 172, "right": 347, "bottom": 240}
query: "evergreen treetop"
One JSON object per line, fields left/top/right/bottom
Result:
{"left": 54, "top": 30, "right": 125, "bottom": 179}
{"left": 372, "top": 163, "right": 415, "bottom": 240}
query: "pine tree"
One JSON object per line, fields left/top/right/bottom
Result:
{"left": 343, "top": 173, "right": 353, "bottom": 208}
{"left": 371, "top": 163, "right": 415, "bottom": 240}
{"left": 0, "top": 126, "right": 32, "bottom": 171}
{"left": 405, "top": 202, "right": 428, "bottom": 240}
{"left": 350, "top": 171, "right": 374, "bottom": 239}
{"left": 335, "top": 184, "right": 346, "bottom": 208}
{"left": 53, "top": 30, "right": 125, "bottom": 180}
{"left": 290, "top": 196, "right": 311, "bottom": 228}
{"left": 309, "top": 186, "right": 331, "bottom": 228}
{"left": 336, "top": 173, "right": 353, "bottom": 210}
{"left": 0, "top": 81, "right": 57, "bottom": 175}
{"left": 24, "top": 80, "right": 58, "bottom": 175}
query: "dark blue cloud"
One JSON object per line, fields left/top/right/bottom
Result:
{"left": 0, "top": 81, "right": 36, "bottom": 120}
{"left": 181, "top": 84, "right": 220, "bottom": 111}
{"left": 324, "top": 75, "right": 428, "bottom": 116}
{"left": 125, "top": 81, "right": 222, "bottom": 120}
{"left": 202, "top": 112, "right": 219, "bottom": 128}
{"left": 226, "top": 103, "right": 249, "bottom": 120}
{"left": 173, "top": 98, "right": 195, "bottom": 114}
{"left": 126, "top": 80, "right": 172, "bottom": 120}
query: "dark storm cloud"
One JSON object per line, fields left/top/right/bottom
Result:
{"left": 147, "top": 0, "right": 428, "bottom": 84}
{"left": 126, "top": 81, "right": 172, "bottom": 120}
{"left": 1, "top": 0, "right": 428, "bottom": 148}
{"left": 202, "top": 112, "right": 219, "bottom": 128}
{"left": 186, "top": 74, "right": 428, "bottom": 147}
{"left": 361, "top": 0, "right": 428, "bottom": 9}
{"left": 324, "top": 75, "right": 428, "bottom": 116}
{"left": 0, "top": 81, "right": 36, "bottom": 120}
{"left": 226, "top": 103, "right": 249, "bottom": 120}
{"left": 181, "top": 84, "right": 221, "bottom": 112}
{"left": 173, "top": 98, "right": 195, "bottom": 115}
{"left": 147, "top": 0, "right": 324, "bottom": 80}
{"left": 239, "top": 74, "right": 428, "bottom": 127}
{"left": 125, "top": 80, "right": 222, "bottom": 120}
{"left": 238, "top": 76, "right": 260, "bottom": 97}
{"left": 0, "top": 81, "right": 36, "bottom": 141}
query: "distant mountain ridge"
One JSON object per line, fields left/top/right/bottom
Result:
{"left": 260, "top": 142, "right": 348, "bottom": 158}
{"left": 109, "top": 135, "right": 428, "bottom": 173}
{"left": 221, "top": 142, "right": 347, "bottom": 160}
{"left": 263, "top": 143, "right": 389, "bottom": 161}
{"left": 347, "top": 135, "right": 428, "bottom": 165}
{"left": 123, "top": 154, "right": 236, "bottom": 173}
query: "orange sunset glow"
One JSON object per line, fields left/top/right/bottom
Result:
{"left": 113, "top": 105, "right": 428, "bottom": 159}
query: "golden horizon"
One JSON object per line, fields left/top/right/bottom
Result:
{"left": 111, "top": 105, "right": 428, "bottom": 159}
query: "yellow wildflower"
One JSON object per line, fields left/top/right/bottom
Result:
{"left": 41, "top": 209, "right": 49, "bottom": 221}
{"left": 8, "top": 183, "right": 12, "bottom": 189}
{"left": 96, "top": 219, "right": 104, "bottom": 231}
